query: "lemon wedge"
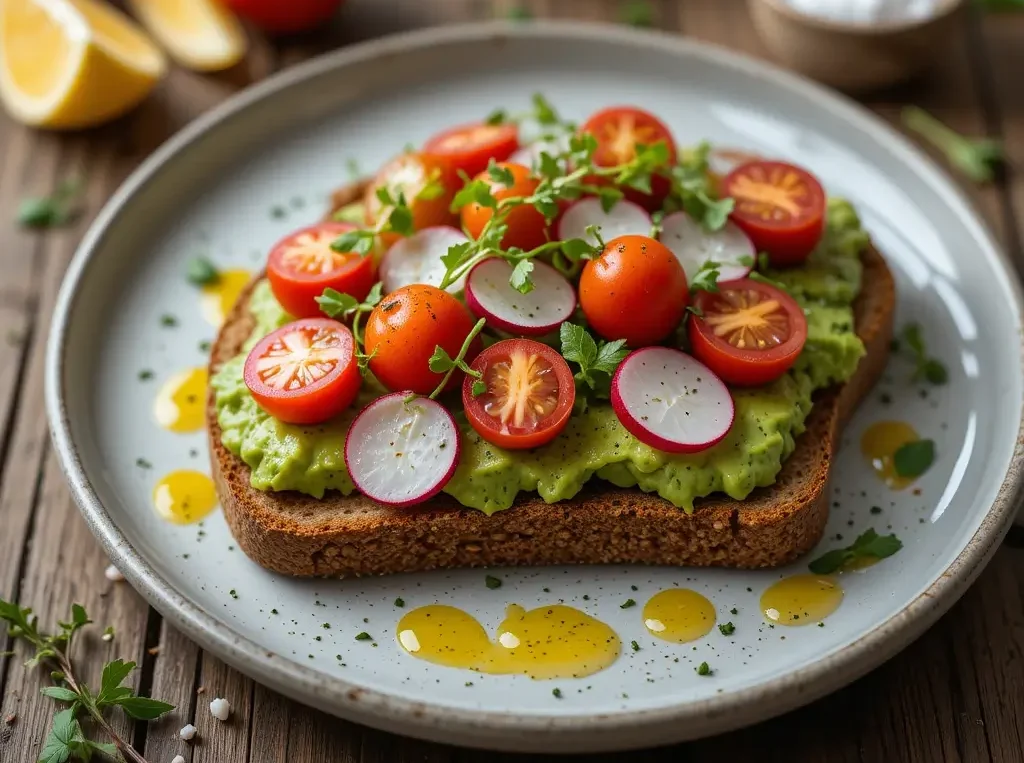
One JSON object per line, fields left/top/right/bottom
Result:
{"left": 126, "top": 0, "right": 247, "bottom": 72}
{"left": 0, "top": 0, "right": 166, "bottom": 129}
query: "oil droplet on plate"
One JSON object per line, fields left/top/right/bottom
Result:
{"left": 154, "top": 368, "right": 207, "bottom": 433}
{"left": 201, "top": 269, "right": 251, "bottom": 327}
{"left": 761, "top": 574, "right": 843, "bottom": 626}
{"left": 642, "top": 589, "right": 717, "bottom": 643}
{"left": 861, "top": 420, "right": 919, "bottom": 489}
{"left": 396, "top": 603, "right": 620, "bottom": 679}
{"left": 153, "top": 470, "right": 217, "bottom": 524}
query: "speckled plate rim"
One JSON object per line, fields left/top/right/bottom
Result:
{"left": 44, "top": 20, "right": 1024, "bottom": 754}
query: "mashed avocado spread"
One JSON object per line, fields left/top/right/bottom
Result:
{"left": 211, "top": 199, "right": 868, "bottom": 515}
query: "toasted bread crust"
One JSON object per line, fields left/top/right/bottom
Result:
{"left": 208, "top": 193, "right": 894, "bottom": 577}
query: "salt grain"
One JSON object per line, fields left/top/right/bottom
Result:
{"left": 104, "top": 564, "right": 124, "bottom": 582}
{"left": 179, "top": 723, "right": 197, "bottom": 741}
{"left": 209, "top": 697, "right": 230, "bottom": 721}
{"left": 172, "top": 756, "right": 185, "bottom": 763}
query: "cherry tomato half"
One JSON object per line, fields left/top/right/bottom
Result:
{"left": 460, "top": 162, "right": 550, "bottom": 252}
{"left": 267, "top": 222, "right": 376, "bottom": 318}
{"left": 224, "top": 0, "right": 344, "bottom": 34}
{"left": 364, "top": 284, "right": 481, "bottom": 395}
{"left": 722, "top": 160, "right": 826, "bottom": 267}
{"left": 579, "top": 234, "right": 689, "bottom": 347}
{"left": 364, "top": 152, "right": 457, "bottom": 241}
{"left": 243, "top": 318, "right": 361, "bottom": 424}
{"left": 462, "top": 339, "right": 575, "bottom": 450}
{"left": 423, "top": 122, "right": 519, "bottom": 181}
{"left": 579, "top": 106, "right": 677, "bottom": 212}
{"left": 687, "top": 278, "right": 807, "bottom": 387}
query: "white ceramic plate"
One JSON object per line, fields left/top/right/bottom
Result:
{"left": 46, "top": 21, "right": 1024, "bottom": 753}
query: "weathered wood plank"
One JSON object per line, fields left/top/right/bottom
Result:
{"left": 189, "top": 655, "right": 254, "bottom": 763}
{"left": 142, "top": 622, "right": 201, "bottom": 763}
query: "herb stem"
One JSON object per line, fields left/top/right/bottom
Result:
{"left": 428, "top": 318, "right": 486, "bottom": 399}
{"left": 902, "top": 106, "right": 963, "bottom": 154}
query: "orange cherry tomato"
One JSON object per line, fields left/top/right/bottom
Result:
{"left": 462, "top": 339, "right": 575, "bottom": 450}
{"left": 722, "top": 160, "right": 826, "bottom": 267}
{"left": 579, "top": 106, "right": 677, "bottom": 213}
{"left": 364, "top": 152, "right": 457, "bottom": 241}
{"left": 267, "top": 222, "right": 376, "bottom": 318}
{"left": 460, "top": 162, "right": 550, "bottom": 252}
{"left": 243, "top": 318, "right": 361, "bottom": 424}
{"left": 579, "top": 234, "right": 689, "bottom": 347}
{"left": 423, "top": 122, "right": 520, "bottom": 181}
{"left": 364, "top": 284, "right": 481, "bottom": 395}
{"left": 688, "top": 279, "right": 807, "bottom": 387}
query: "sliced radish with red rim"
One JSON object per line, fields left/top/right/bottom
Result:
{"left": 344, "top": 393, "right": 460, "bottom": 507}
{"left": 464, "top": 258, "right": 576, "bottom": 336}
{"left": 380, "top": 226, "right": 470, "bottom": 294}
{"left": 659, "top": 211, "right": 754, "bottom": 285}
{"left": 611, "top": 347, "right": 734, "bottom": 454}
{"left": 557, "top": 197, "right": 652, "bottom": 245}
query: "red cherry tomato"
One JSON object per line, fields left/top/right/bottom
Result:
{"left": 223, "top": 0, "right": 344, "bottom": 34}
{"left": 579, "top": 106, "right": 677, "bottom": 212}
{"left": 363, "top": 284, "right": 481, "bottom": 395}
{"left": 243, "top": 318, "right": 361, "bottom": 424}
{"left": 460, "top": 162, "right": 550, "bottom": 252}
{"left": 579, "top": 234, "right": 689, "bottom": 347}
{"left": 722, "top": 160, "right": 826, "bottom": 267}
{"left": 423, "top": 122, "right": 520, "bottom": 181}
{"left": 687, "top": 279, "right": 807, "bottom": 387}
{"left": 267, "top": 222, "right": 376, "bottom": 318}
{"left": 462, "top": 339, "right": 575, "bottom": 450}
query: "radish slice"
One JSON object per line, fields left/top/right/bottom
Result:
{"left": 508, "top": 134, "right": 571, "bottom": 170}
{"left": 380, "top": 226, "right": 469, "bottom": 294}
{"left": 344, "top": 393, "right": 460, "bottom": 507}
{"left": 464, "top": 258, "right": 576, "bottom": 336}
{"left": 611, "top": 347, "right": 734, "bottom": 454}
{"left": 659, "top": 211, "right": 754, "bottom": 285}
{"left": 556, "top": 197, "right": 652, "bottom": 245}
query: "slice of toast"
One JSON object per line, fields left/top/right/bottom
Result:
{"left": 208, "top": 193, "right": 895, "bottom": 577}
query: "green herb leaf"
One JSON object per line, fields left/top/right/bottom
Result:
{"left": 315, "top": 288, "right": 360, "bottom": 319}
{"left": 620, "top": 599, "right": 636, "bottom": 609}
{"left": 893, "top": 439, "right": 935, "bottom": 478}
{"left": 39, "top": 707, "right": 78, "bottom": 763}
{"left": 551, "top": 687, "right": 562, "bottom": 698}
{"left": 487, "top": 161, "right": 516, "bottom": 189}
{"left": 186, "top": 257, "right": 220, "bottom": 286}
{"left": 597, "top": 186, "right": 624, "bottom": 213}
{"left": 559, "top": 322, "right": 599, "bottom": 376}
{"left": 593, "top": 339, "right": 629, "bottom": 375}
{"left": 110, "top": 695, "right": 174, "bottom": 720}
{"left": 902, "top": 106, "right": 1004, "bottom": 184}
{"left": 451, "top": 179, "right": 498, "bottom": 212}
{"left": 561, "top": 238, "right": 599, "bottom": 263}
{"left": 718, "top": 622, "right": 735, "bottom": 636}
{"left": 355, "top": 632, "right": 372, "bottom": 641}
{"left": 331, "top": 229, "right": 375, "bottom": 256}
{"left": 394, "top": 597, "right": 405, "bottom": 608}
{"left": 630, "top": 640, "right": 640, "bottom": 652}
{"left": 808, "top": 529, "right": 904, "bottom": 574}
{"left": 620, "top": 0, "right": 654, "bottom": 26}
{"left": 696, "top": 661, "right": 712, "bottom": 676}
{"left": 40, "top": 687, "right": 79, "bottom": 702}
{"left": 538, "top": 151, "right": 563, "bottom": 180}
{"left": 428, "top": 346, "right": 455, "bottom": 374}
{"left": 923, "top": 359, "right": 948, "bottom": 385}
{"left": 509, "top": 259, "right": 535, "bottom": 294}
{"left": 900, "top": 323, "right": 947, "bottom": 385}
{"left": 485, "top": 108, "right": 508, "bottom": 125}
{"left": 99, "top": 659, "right": 135, "bottom": 702}
{"left": 689, "top": 261, "right": 721, "bottom": 294}
{"left": 471, "top": 379, "right": 488, "bottom": 397}
{"left": 531, "top": 93, "right": 559, "bottom": 126}
{"left": 17, "top": 177, "right": 83, "bottom": 230}
{"left": 485, "top": 575, "right": 502, "bottom": 590}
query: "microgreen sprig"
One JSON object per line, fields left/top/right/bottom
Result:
{"left": 330, "top": 186, "right": 418, "bottom": 256}
{"left": 902, "top": 106, "right": 1003, "bottom": 184}
{"left": 0, "top": 597, "right": 174, "bottom": 763}
{"left": 559, "top": 322, "right": 629, "bottom": 400}
{"left": 316, "top": 282, "right": 384, "bottom": 373}
{"left": 426, "top": 318, "right": 488, "bottom": 399}
{"left": 899, "top": 323, "right": 948, "bottom": 385}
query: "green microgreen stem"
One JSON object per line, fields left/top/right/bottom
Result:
{"left": 427, "top": 318, "right": 487, "bottom": 400}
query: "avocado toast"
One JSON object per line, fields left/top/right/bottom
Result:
{"left": 206, "top": 100, "right": 895, "bottom": 577}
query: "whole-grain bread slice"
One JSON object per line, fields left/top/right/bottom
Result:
{"left": 207, "top": 191, "right": 894, "bottom": 577}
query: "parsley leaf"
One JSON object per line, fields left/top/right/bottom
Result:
{"left": 593, "top": 339, "right": 629, "bottom": 375}
{"left": 471, "top": 379, "right": 488, "bottom": 397}
{"left": 315, "top": 288, "right": 360, "bottom": 319}
{"left": 808, "top": 529, "right": 903, "bottom": 574}
{"left": 893, "top": 439, "right": 935, "bottom": 478}
{"left": 560, "top": 323, "right": 627, "bottom": 397}
{"left": 331, "top": 229, "right": 375, "bottom": 256}
{"left": 186, "top": 256, "right": 220, "bottom": 286}
{"left": 509, "top": 259, "right": 535, "bottom": 294}
{"left": 451, "top": 179, "right": 498, "bottom": 212}
{"left": 689, "top": 261, "right": 721, "bottom": 294}
{"left": 487, "top": 161, "right": 516, "bottom": 189}
{"left": 531, "top": 93, "right": 560, "bottom": 126}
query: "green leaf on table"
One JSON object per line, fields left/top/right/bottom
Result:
{"left": 40, "top": 687, "right": 79, "bottom": 703}
{"left": 39, "top": 707, "right": 79, "bottom": 763}
{"left": 110, "top": 695, "right": 174, "bottom": 720}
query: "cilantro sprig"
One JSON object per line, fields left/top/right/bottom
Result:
{"left": 667, "top": 142, "right": 735, "bottom": 231}
{"left": 899, "top": 323, "right": 948, "bottom": 385}
{"left": 0, "top": 597, "right": 173, "bottom": 763}
{"left": 331, "top": 185, "right": 419, "bottom": 256}
{"left": 902, "top": 106, "right": 1003, "bottom": 184}
{"left": 559, "top": 322, "right": 629, "bottom": 398}
{"left": 427, "top": 318, "right": 488, "bottom": 399}
{"left": 808, "top": 529, "right": 903, "bottom": 574}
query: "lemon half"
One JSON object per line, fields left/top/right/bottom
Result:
{"left": 0, "top": 0, "right": 167, "bottom": 129}
{"left": 126, "top": 0, "right": 247, "bottom": 72}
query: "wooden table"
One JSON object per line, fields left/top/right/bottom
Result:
{"left": 1, "top": 1, "right": 1022, "bottom": 761}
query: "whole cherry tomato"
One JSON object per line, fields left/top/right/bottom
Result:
{"left": 579, "top": 234, "right": 689, "bottom": 347}
{"left": 364, "top": 284, "right": 481, "bottom": 395}
{"left": 224, "top": 0, "right": 345, "bottom": 34}
{"left": 460, "top": 162, "right": 550, "bottom": 252}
